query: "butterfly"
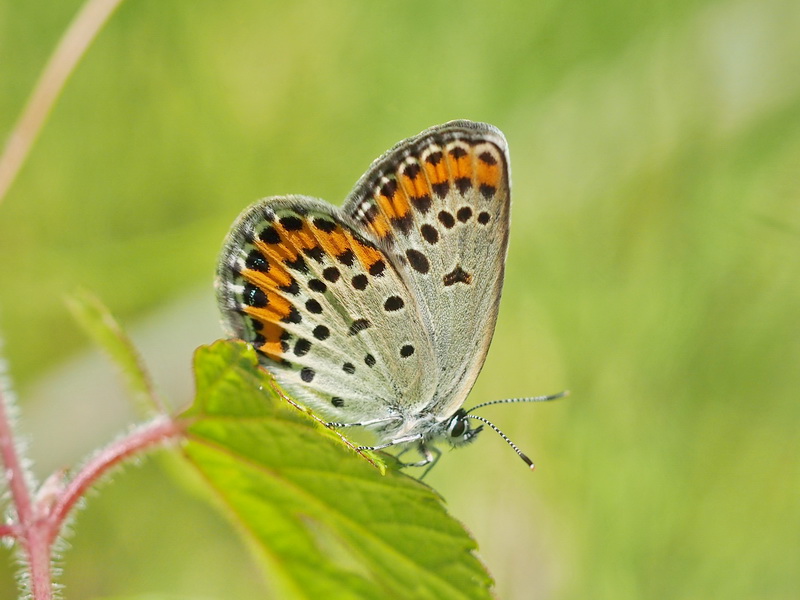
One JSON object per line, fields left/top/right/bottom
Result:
{"left": 216, "top": 120, "right": 563, "bottom": 473}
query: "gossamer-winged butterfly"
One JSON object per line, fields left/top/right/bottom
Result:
{"left": 216, "top": 120, "right": 564, "bottom": 474}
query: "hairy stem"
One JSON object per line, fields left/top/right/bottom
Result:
{"left": 47, "top": 416, "right": 184, "bottom": 539}
{"left": 0, "top": 524, "right": 20, "bottom": 538}
{"left": 2, "top": 373, "right": 183, "bottom": 598}
{"left": 0, "top": 381, "right": 32, "bottom": 527}
{"left": 0, "top": 370, "right": 51, "bottom": 598}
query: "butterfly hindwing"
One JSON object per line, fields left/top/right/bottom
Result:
{"left": 342, "top": 121, "right": 511, "bottom": 417}
{"left": 216, "top": 196, "right": 436, "bottom": 423}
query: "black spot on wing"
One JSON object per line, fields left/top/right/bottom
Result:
{"left": 438, "top": 211, "right": 455, "bottom": 229}
{"left": 294, "top": 339, "right": 311, "bottom": 357}
{"left": 425, "top": 151, "right": 443, "bottom": 165}
{"left": 348, "top": 318, "right": 372, "bottom": 336}
{"left": 245, "top": 250, "right": 269, "bottom": 272}
{"left": 313, "top": 218, "right": 337, "bottom": 232}
{"left": 323, "top": 266, "right": 341, "bottom": 282}
{"left": 279, "top": 279, "right": 300, "bottom": 296}
{"left": 400, "top": 344, "right": 415, "bottom": 358}
{"left": 384, "top": 296, "right": 405, "bottom": 311}
{"left": 303, "top": 245, "right": 325, "bottom": 263}
{"left": 403, "top": 162, "right": 421, "bottom": 179}
{"left": 259, "top": 226, "right": 281, "bottom": 244}
{"left": 420, "top": 224, "right": 439, "bottom": 244}
{"left": 455, "top": 177, "right": 472, "bottom": 194}
{"left": 457, "top": 207, "right": 473, "bottom": 223}
{"left": 380, "top": 178, "right": 398, "bottom": 198}
{"left": 443, "top": 265, "right": 472, "bottom": 287}
{"left": 432, "top": 182, "right": 450, "bottom": 198}
{"left": 478, "top": 151, "right": 497, "bottom": 165}
{"left": 369, "top": 259, "right": 386, "bottom": 276}
{"left": 285, "top": 255, "right": 308, "bottom": 273}
{"left": 305, "top": 299, "right": 322, "bottom": 314}
{"left": 479, "top": 184, "right": 496, "bottom": 199}
{"left": 405, "top": 249, "right": 430, "bottom": 274}
{"left": 392, "top": 213, "right": 413, "bottom": 235}
{"left": 279, "top": 216, "right": 303, "bottom": 231}
{"left": 308, "top": 279, "right": 327, "bottom": 293}
{"left": 410, "top": 195, "right": 432, "bottom": 213}
{"left": 282, "top": 306, "right": 302, "bottom": 324}
{"left": 337, "top": 249, "right": 355, "bottom": 266}
{"left": 351, "top": 274, "right": 368, "bottom": 290}
{"left": 243, "top": 283, "right": 267, "bottom": 308}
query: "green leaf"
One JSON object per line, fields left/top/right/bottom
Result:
{"left": 66, "top": 289, "right": 163, "bottom": 415}
{"left": 180, "top": 340, "right": 493, "bottom": 600}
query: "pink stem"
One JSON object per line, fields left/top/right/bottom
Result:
{"left": 0, "top": 384, "right": 33, "bottom": 526}
{"left": 0, "top": 375, "right": 51, "bottom": 598}
{"left": 26, "top": 529, "right": 53, "bottom": 600}
{"left": 2, "top": 379, "right": 183, "bottom": 599}
{"left": 46, "top": 416, "right": 183, "bottom": 539}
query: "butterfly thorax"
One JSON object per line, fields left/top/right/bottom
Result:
{"left": 373, "top": 406, "right": 483, "bottom": 450}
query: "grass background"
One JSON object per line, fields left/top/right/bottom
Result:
{"left": 1, "top": 0, "right": 799, "bottom": 598}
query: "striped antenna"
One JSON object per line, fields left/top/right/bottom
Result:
{"left": 465, "top": 413, "right": 535, "bottom": 469}
{"left": 465, "top": 390, "right": 568, "bottom": 469}
{"left": 466, "top": 390, "right": 569, "bottom": 415}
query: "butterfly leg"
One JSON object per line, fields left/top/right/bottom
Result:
{"left": 357, "top": 437, "right": 443, "bottom": 477}
{"left": 326, "top": 416, "right": 402, "bottom": 429}
{"left": 420, "top": 446, "right": 443, "bottom": 478}
{"left": 400, "top": 442, "right": 441, "bottom": 469}
{"left": 395, "top": 441, "right": 428, "bottom": 460}
{"left": 356, "top": 434, "right": 424, "bottom": 453}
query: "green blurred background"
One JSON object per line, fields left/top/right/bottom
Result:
{"left": 2, "top": 0, "right": 799, "bottom": 598}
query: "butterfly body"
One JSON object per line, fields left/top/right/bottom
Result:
{"left": 217, "top": 120, "right": 513, "bottom": 464}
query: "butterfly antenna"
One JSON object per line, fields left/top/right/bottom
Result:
{"left": 465, "top": 414, "right": 536, "bottom": 469}
{"left": 466, "top": 390, "right": 569, "bottom": 415}
{"left": 464, "top": 391, "right": 568, "bottom": 469}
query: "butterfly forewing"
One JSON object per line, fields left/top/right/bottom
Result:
{"left": 216, "top": 196, "right": 436, "bottom": 423}
{"left": 343, "top": 121, "right": 511, "bottom": 417}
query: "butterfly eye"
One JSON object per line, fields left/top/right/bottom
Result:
{"left": 447, "top": 413, "right": 468, "bottom": 439}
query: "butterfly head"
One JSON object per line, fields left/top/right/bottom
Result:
{"left": 442, "top": 409, "right": 484, "bottom": 447}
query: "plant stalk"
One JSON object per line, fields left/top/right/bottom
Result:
{"left": 0, "top": 0, "right": 126, "bottom": 205}
{"left": 0, "top": 372, "right": 51, "bottom": 598}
